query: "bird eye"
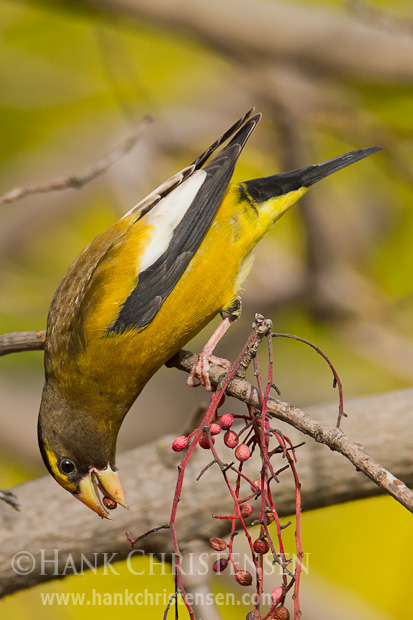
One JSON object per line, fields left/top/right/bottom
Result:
{"left": 60, "top": 458, "right": 76, "bottom": 475}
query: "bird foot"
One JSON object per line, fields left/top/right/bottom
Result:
{"left": 187, "top": 353, "right": 231, "bottom": 391}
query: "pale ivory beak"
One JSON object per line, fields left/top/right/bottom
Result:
{"left": 76, "top": 464, "right": 128, "bottom": 519}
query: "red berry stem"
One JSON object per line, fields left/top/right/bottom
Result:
{"left": 272, "top": 331, "right": 345, "bottom": 428}
{"left": 161, "top": 316, "right": 308, "bottom": 619}
{"left": 167, "top": 321, "right": 272, "bottom": 618}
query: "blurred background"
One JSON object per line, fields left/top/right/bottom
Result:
{"left": 0, "top": 0, "right": 412, "bottom": 618}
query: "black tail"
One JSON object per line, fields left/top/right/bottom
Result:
{"left": 243, "top": 147, "right": 382, "bottom": 204}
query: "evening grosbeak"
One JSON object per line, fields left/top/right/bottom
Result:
{"left": 37, "top": 110, "right": 380, "bottom": 518}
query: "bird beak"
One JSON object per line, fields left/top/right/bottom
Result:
{"left": 75, "top": 465, "right": 128, "bottom": 519}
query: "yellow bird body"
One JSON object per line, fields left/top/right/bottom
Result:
{"left": 48, "top": 182, "right": 306, "bottom": 418}
{"left": 38, "top": 110, "right": 380, "bottom": 517}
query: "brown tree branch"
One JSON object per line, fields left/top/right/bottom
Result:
{"left": 170, "top": 350, "right": 413, "bottom": 512}
{"left": 0, "top": 117, "right": 152, "bottom": 205}
{"left": 346, "top": 0, "right": 413, "bottom": 37}
{"left": 0, "top": 331, "right": 46, "bottom": 356}
{"left": 62, "top": 0, "right": 413, "bottom": 83}
{"left": 0, "top": 386, "right": 412, "bottom": 597}
{"left": 1, "top": 328, "right": 412, "bottom": 514}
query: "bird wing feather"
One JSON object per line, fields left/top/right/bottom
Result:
{"left": 47, "top": 110, "right": 260, "bottom": 359}
{"left": 109, "top": 112, "right": 260, "bottom": 333}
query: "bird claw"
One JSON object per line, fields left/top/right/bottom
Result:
{"left": 187, "top": 352, "right": 212, "bottom": 391}
{"left": 187, "top": 354, "right": 231, "bottom": 392}
{"left": 209, "top": 355, "right": 231, "bottom": 369}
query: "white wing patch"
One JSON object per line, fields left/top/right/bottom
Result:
{"left": 122, "top": 164, "right": 196, "bottom": 219}
{"left": 138, "top": 169, "right": 207, "bottom": 273}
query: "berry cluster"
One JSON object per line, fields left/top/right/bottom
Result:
{"left": 171, "top": 391, "right": 302, "bottom": 619}
{"left": 130, "top": 317, "right": 343, "bottom": 619}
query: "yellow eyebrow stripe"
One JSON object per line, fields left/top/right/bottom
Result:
{"left": 43, "top": 440, "right": 77, "bottom": 493}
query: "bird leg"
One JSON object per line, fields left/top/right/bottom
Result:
{"left": 187, "top": 298, "right": 241, "bottom": 391}
{"left": 187, "top": 318, "right": 232, "bottom": 391}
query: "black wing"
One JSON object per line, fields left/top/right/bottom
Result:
{"left": 108, "top": 111, "right": 261, "bottom": 334}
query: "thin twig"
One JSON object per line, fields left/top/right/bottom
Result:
{"left": 273, "top": 332, "right": 345, "bottom": 428}
{"left": 166, "top": 316, "right": 273, "bottom": 618}
{"left": 125, "top": 523, "right": 170, "bottom": 547}
{"left": 163, "top": 591, "right": 179, "bottom": 620}
{"left": 0, "top": 117, "right": 152, "bottom": 205}
{"left": 0, "top": 490, "right": 20, "bottom": 511}
{"left": 168, "top": 350, "right": 413, "bottom": 513}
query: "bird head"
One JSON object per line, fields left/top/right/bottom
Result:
{"left": 37, "top": 385, "right": 128, "bottom": 519}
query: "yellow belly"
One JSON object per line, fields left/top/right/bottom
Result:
{"left": 55, "top": 184, "right": 306, "bottom": 413}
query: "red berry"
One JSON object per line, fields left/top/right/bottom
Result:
{"left": 102, "top": 497, "right": 117, "bottom": 510}
{"left": 273, "top": 607, "right": 290, "bottom": 620}
{"left": 220, "top": 414, "right": 234, "bottom": 429}
{"left": 199, "top": 433, "right": 215, "bottom": 449}
{"left": 172, "top": 436, "right": 188, "bottom": 452}
{"left": 210, "top": 423, "right": 221, "bottom": 436}
{"left": 224, "top": 430, "right": 238, "bottom": 448}
{"left": 271, "top": 587, "right": 283, "bottom": 605}
{"left": 253, "top": 538, "right": 269, "bottom": 554}
{"left": 235, "top": 443, "right": 251, "bottom": 462}
{"left": 209, "top": 537, "right": 227, "bottom": 551}
{"left": 212, "top": 558, "right": 228, "bottom": 573}
{"left": 251, "top": 479, "right": 267, "bottom": 493}
{"left": 235, "top": 570, "right": 253, "bottom": 586}
{"left": 217, "top": 393, "right": 226, "bottom": 408}
{"left": 240, "top": 503, "right": 254, "bottom": 518}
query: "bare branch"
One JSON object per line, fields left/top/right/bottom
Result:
{"left": 67, "top": 0, "right": 413, "bottom": 83}
{"left": 1, "top": 386, "right": 412, "bottom": 597}
{"left": 168, "top": 350, "right": 413, "bottom": 512}
{"left": 0, "top": 331, "right": 45, "bottom": 356}
{"left": 0, "top": 117, "right": 152, "bottom": 205}
{"left": 0, "top": 490, "right": 19, "bottom": 511}
{"left": 1, "top": 328, "right": 412, "bottom": 512}
{"left": 346, "top": 0, "right": 413, "bottom": 37}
